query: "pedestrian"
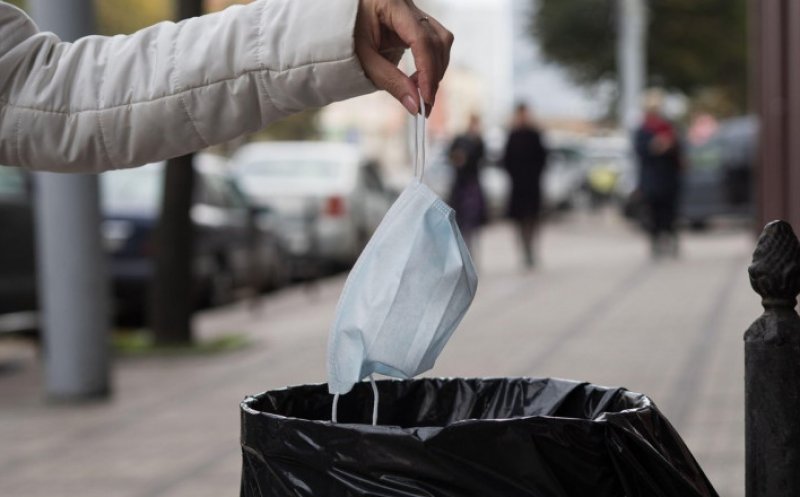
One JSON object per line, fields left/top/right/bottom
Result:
{"left": 0, "top": 0, "right": 453, "bottom": 172}
{"left": 448, "top": 115, "right": 487, "bottom": 254}
{"left": 633, "top": 89, "right": 683, "bottom": 258}
{"left": 503, "top": 103, "right": 547, "bottom": 269}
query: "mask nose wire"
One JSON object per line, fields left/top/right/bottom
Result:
{"left": 331, "top": 374, "right": 380, "bottom": 426}
{"left": 414, "top": 90, "right": 427, "bottom": 180}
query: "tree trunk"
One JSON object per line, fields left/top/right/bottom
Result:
{"left": 150, "top": 0, "right": 203, "bottom": 345}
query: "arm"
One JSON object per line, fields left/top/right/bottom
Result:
{"left": 0, "top": 0, "right": 374, "bottom": 172}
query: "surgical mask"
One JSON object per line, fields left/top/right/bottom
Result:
{"left": 327, "top": 99, "right": 479, "bottom": 414}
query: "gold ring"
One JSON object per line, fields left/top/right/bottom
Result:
{"left": 420, "top": 16, "right": 430, "bottom": 23}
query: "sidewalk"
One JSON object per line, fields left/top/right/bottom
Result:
{"left": 0, "top": 211, "right": 757, "bottom": 497}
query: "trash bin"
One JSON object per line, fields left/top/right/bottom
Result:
{"left": 240, "top": 377, "right": 718, "bottom": 497}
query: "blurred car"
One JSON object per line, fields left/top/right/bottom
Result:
{"left": 232, "top": 142, "right": 394, "bottom": 275}
{"left": 248, "top": 203, "right": 290, "bottom": 292}
{"left": 479, "top": 165, "right": 511, "bottom": 219}
{"left": 543, "top": 143, "right": 586, "bottom": 211}
{"left": 681, "top": 116, "right": 756, "bottom": 228}
{"left": 581, "top": 135, "right": 634, "bottom": 206}
{"left": 101, "top": 154, "right": 277, "bottom": 320}
{"left": 0, "top": 166, "right": 36, "bottom": 320}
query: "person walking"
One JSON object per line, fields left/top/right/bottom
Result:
{"left": 503, "top": 104, "right": 547, "bottom": 269}
{"left": 634, "top": 90, "right": 683, "bottom": 258}
{"left": 448, "top": 115, "right": 486, "bottom": 254}
{"left": 0, "top": 0, "right": 453, "bottom": 172}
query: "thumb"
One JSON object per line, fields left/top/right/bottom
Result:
{"left": 358, "top": 45, "right": 420, "bottom": 115}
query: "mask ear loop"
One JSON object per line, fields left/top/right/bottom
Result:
{"left": 369, "top": 374, "right": 379, "bottom": 426}
{"left": 413, "top": 92, "right": 427, "bottom": 180}
{"left": 331, "top": 393, "right": 340, "bottom": 423}
{"left": 331, "top": 374, "right": 379, "bottom": 426}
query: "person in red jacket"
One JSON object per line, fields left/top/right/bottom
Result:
{"left": 634, "top": 90, "right": 684, "bottom": 258}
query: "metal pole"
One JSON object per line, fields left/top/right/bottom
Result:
{"left": 617, "top": 0, "right": 647, "bottom": 131}
{"left": 746, "top": 220, "right": 800, "bottom": 496}
{"left": 28, "top": 0, "right": 110, "bottom": 400}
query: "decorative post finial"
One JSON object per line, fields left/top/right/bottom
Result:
{"left": 748, "top": 220, "right": 800, "bottom": 308}
{"left": 745, "top": 220, "right": 800, "bottom": 497}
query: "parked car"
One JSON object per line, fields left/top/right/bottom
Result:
{"left": 101, "top": 154, "right": 280, "bottom": 321}
{"left": 581, "top": 135, "right": 634, "bottom": 207}
{"left": 232, "top": 142, "right": 394, "bottom": 275}
{"left": 0, "top": 155, "right": 280, "bottom": 326}
{"left": 681, "top": 116, "right": 756, "bottom": 228}
{"left": 543, "top": 144, "right": 586, "bottom": 211}
{"left": 0, "top": 166, "right": 36, "bottom": 320}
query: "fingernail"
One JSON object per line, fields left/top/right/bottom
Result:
{"left": 402, "top": 95, "right": 418, "bottom": 115}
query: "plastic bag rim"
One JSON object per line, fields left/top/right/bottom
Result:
{"left": 240, "top": 376, "right": 654, "bottom": 430}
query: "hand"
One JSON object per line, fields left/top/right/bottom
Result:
{"left": 650, "top": 134, "right": 674, "bottom": 154}
{"left": 355, "top": 0, "right": 454, "bottom": 116}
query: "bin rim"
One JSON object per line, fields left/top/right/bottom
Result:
{"left": 240, "top": 376, "right": 655, "bottom": 429}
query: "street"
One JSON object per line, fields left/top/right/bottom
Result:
{"left": 0, "top": 210, "right": 756, "bottom": 497}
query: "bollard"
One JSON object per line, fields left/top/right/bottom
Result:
{"left": 746, "top": 220, "right": 800, "bottom": 497}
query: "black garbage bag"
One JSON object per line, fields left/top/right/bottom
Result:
{"left": 240, "top": 377, "right": 718, "bottom": 497}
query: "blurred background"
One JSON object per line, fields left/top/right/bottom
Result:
{"left": 0, "top": 0, "right": 787, "bottom": 495}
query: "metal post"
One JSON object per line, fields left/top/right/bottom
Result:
{"left": 28, "top": 0, "right": 110, "bottom": 400}
{"left": 617, "top": 0, "right": 647, "bottom": 130}
{"left": 746, "top": 220, "right": 800, "bottom": 496}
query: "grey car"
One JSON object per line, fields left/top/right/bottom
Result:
{"left": 101, "top": 154, "right": 285, "bottom": 321}
{"left": 232, "top": 142, "right": 394, "bottom": 276}
{"left": 682, "top": 116, "right": 756, "bottom": 228}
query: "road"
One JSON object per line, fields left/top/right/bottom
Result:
{"left": 0, "top": 210, "right": 757, "bottom": 497}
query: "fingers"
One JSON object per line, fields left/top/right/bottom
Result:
{"left": 358, "top": 44, "right": 420, "bottom": 115}
{"left": 378, "top": 47, "right": 405, "bottom": 66}
{"left": 383, "top": 1, "right": 453, "bottom": 109}
{"left": 409, "top": 72, "right": 430, "bottom": 117}
{"left": 422, "top": 14, "right": 453, "bottom": 77}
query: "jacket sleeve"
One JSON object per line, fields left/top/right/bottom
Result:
{"left": 0, "top": 0, "right": 376, "bottom": 173}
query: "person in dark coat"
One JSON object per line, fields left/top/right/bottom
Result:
{"left": 448, "top": 115, "right": 487, "bottom": 254}
{"left": 634, "top": 90, "right": 683, "bottom": 257}
{"left": 503, "top": 104, "right": 548, "bottom": 268}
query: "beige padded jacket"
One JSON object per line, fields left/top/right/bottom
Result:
{"left": 0, "top": 0, "right": 375, "bottom": 172}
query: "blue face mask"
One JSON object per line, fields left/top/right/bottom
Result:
{"left": 327, "top": 102, "right": 478, "bottom": 400}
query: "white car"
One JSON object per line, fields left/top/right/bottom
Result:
{"left": 543, "top": 144, "right": 586, "bottom": 211}
{"left": 232, "top": 142, "right": 393, "bottom": 275}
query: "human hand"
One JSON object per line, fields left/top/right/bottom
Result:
{"left": 650, "top": 134, "right": 674, "bottom": 154}
{"left": 355, "top": 0, "right": 454, "bottom": 116}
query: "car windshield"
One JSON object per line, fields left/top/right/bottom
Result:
{"left": 101, "top": 166, "right": 163, "bottom": 212}
{"left": 240, "top": 160, "right": 341, "bottom": 179}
